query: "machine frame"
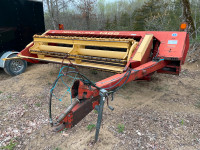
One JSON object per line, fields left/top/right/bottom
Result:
{"left": 13, "top": 30, "right": 189, "bottom": 142}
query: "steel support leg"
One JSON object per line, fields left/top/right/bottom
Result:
{"left": 94, "top": 89, "right": 107, "bottom": 143}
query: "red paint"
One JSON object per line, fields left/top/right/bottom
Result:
{"left": 92, "top": 101, "right": 99, "bottom": 109}
{"left": 20, "top": 30, "right": 189, "bottom": 65}
{"left": 18, "top": 30, "right": 189, "bottom": 131}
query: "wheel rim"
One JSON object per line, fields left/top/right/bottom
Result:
{"left": 10, "top": 59, "right": 24, "bottom": 73}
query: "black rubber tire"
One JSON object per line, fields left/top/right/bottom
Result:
{"left": 4, "top": 55, "right": 27, "bottom": 76}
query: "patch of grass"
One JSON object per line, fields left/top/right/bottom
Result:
{"left": 195, "top": 101, "right": 200, "bottom": 109}
{"left": 0, "top": 91, "right": 3, "bottom": 94}
{"left": 153, "top": 85, "right": 170, "bottom": 92}
{"left": 153, "top": 86, "right": 164, "bottom": 92}
{"left": 24, "top": 104, "right": 29, "bottom": 109}
{"left": 50, "top": 71, "right": 54, "bottom": 75}
{"left": 180, "top": 119, "right": 184, "bottom": 125}
{"left": 35, "top": 102, "right": 41, "bottom": 107}
{"left": 59, "top": 128, "right": 67, "bottom": 133}
{"left": 124, "top": 95, "right": 132, "bottom": 100}
{"left": 90, "top": 70, "right": 98, "bottom": 75}
{"left": 7, "top": 95, "right": 12, "bottom": 99}
{"left": 117, "top": 124, "right": 125, "bottom": 133}
{"left": 1, "top": 140, "right": 17, "bottom": 150}
{"left": 87, "top": 124, "right": 95, "bottom": 131}
{"left": 54, "top": 148, "right": 61, "bottom": 150}
{"left": 94, "top": 110, "right": 98, "bottom": 114}
{"left": 137, "top": 102, "right": 143, "bottom": 106}
{"left": 62, "top": 128, "right": 68, "bottom": 131}
{"left": 36, "top": 95, "right": 45, "bottom": 100}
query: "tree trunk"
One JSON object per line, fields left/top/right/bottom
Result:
{"left": 46, "top": 0, "right": 57, "bottom": 29}
{"left": 182, "top": 0, "right": 196, "bottom": 38}
{"left": 86, "top": 12, "right": 90, "bottom": 30}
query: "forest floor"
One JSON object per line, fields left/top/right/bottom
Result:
{"left": 0, "top": 57, "right": 200, "bottom": 150}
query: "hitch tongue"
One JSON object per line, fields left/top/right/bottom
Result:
{"left": 94, "top": 89, "right": 107, "bottom": 143}
{"left": 53, "top": 123, "right": 66, "bottom": 132}
{"left": 53, "top": 98, "right": 79, "bottom": 132}
{"left": 56, "top": 98, "right": 79, "bottom": 123}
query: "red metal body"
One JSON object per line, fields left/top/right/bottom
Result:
{"left": 20, "top": 31, "right": 189, "bottom": 63}
{"left": 66, "top": 60, "right": 169, "bottom": 128}
{"left": 18, "top": 30, "right": 189, "bottom": 135}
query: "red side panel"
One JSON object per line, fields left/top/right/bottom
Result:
{"left": 19, "top": 43, "right": 39, "bottom": 63}
{"left": 181, "top": 33, "right": 190, "bottom": 64}
{"left": 46, "top": 30, "right": 188, "bottom": 62}
{"left": 18, "top": 30, "right": 189, "bottom": 66}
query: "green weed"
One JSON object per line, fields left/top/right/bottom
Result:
{"left": 0, "top": 91, "right": 3, "bottom": 94}
{"left": 117, "top": 124, "right": 125, "bottom": 133}
{"left": 94, "top": 110, "right": 98, "bottom": 114}
{"left": 36, "top": 95, "right": 45, "bottom": 100}
{"left": 50, "top": 71, "right": 54, "bottom": 75}
{"left": 180, "top": 120, "right": 184, "bottom": 125}
{"left": 35, "top": 103, "right": 41, "bottom": 107}
{"left": 1, "top": 140, "right": 17, "bottom": 150}
{"left": 24, "top": 104, "right": 29, "bottom": 109}
{"left": 153, "top": 86, "right": 164, "bottom": 92}
{"left": 90, "top": 70, "right": 98, "bottom": 75}
{"left": 124, "top": 95, "right": 132, "bottom": 100}
{"left": 7, "top": 95, "right": 12, "bottom": 99}
{"left": 59, "top": 128, "right": 67, "bottom": 133}
{"left": 87, "top": 124, "right": 96, "bottom": 131}
{"left": 194, "top": 100, "right": 200, "bottom": 109}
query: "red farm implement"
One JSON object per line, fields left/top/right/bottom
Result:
{"left": 13, "top": 30, "right": 189, "bottom": 142}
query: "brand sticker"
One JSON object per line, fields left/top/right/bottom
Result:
{"left": 172, "top": 33, "right": 177, "bottom": 37}
{"left": 168, "top": 40, "right": 178, "bottom": 44}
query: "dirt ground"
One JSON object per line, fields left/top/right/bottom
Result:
{"left": 0, "top": 59, "right": 200, "bottom": 150}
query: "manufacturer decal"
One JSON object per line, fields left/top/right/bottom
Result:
{"left": 172, "top": 33, "right": 178, "bottom": 37}
{"left": 168, "top": 40, "right": 178, "bottom": 45}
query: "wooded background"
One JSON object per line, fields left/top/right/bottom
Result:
{"left": 43, "top": 0, "right": 200, "bottom": 40}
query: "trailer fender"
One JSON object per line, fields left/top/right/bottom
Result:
{"left": 0, "top": 51, "right": 18, "bottom": 68}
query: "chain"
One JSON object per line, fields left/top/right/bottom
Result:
{"left": 33, "top": 35, "right": 136, "bottom": 43}
{"left": 30, "top": 50, "right": 127, "bottom": 64}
